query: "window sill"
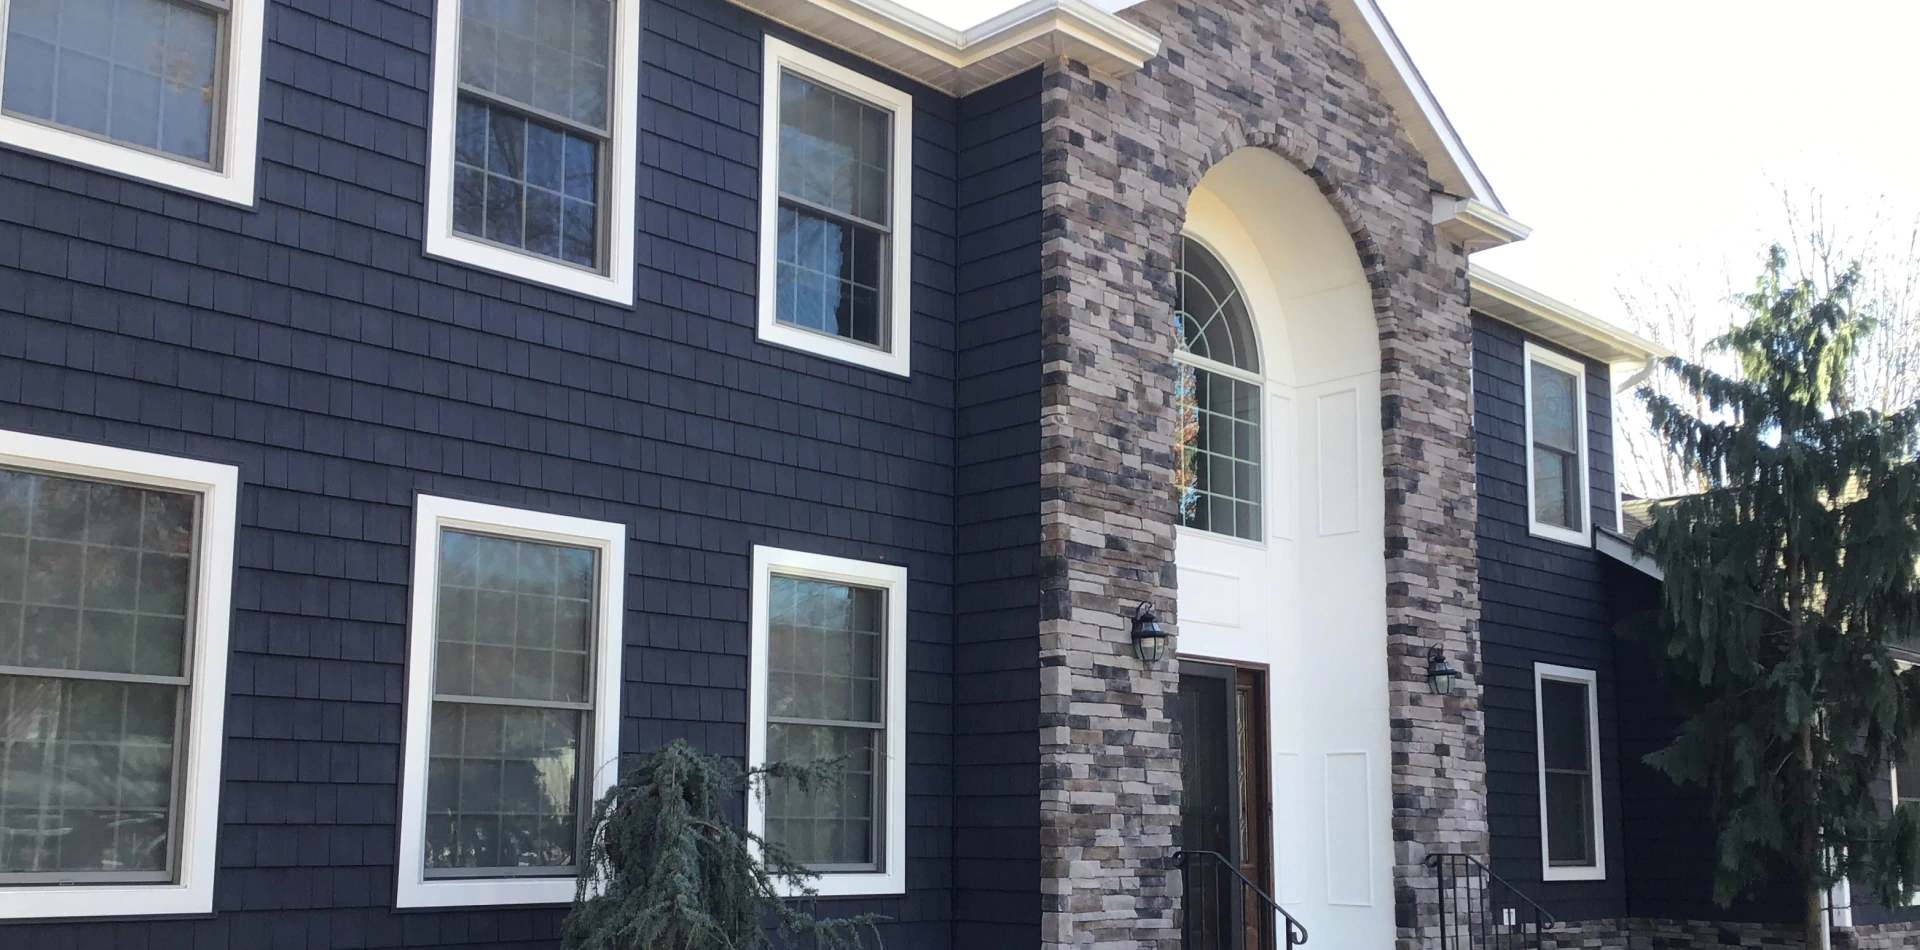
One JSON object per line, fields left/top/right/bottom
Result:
{"left": 1176, "top": 524, "right": 1268, "bottom": 551}
{"left": 1541, "top": 865, "right": 1606, "bottom": 882}
{"left": 756, "top": 318, "right": 911, "bottom": 376}
{"left": 0, "top": 114, "right": 257, "bottom": 207}
{"left": 777, "top": 867, "right": 907, "bottom": 899}
{"left": 394, "top": 873, "right": 579, "bottom": 909}
{"left": 0, "top": 879, "right": 214, "bottom": 920}
{"left": 425, "top": 230, "right": 633, "bottom": 306}
{"left": 1527, "top": 521, "right": 1591, "bottom": 548}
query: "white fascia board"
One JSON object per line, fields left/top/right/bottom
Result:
{"left": 1595, "top": 528, "right": 1662, "bottom": 582}
{"left": 1318, "top": 0, "right": 1505, "bottom": 212}
{"left": 726, "top": 0, "right": 1160, "bottom": 95}
{"left": 1471, "top": 265, "right": 1672, "bottom": 369}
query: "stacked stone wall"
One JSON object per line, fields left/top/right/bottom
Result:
{"left": 1541, "top": 917, "right": 1920, "bottom": 949}
{"left": 1033, "top": 1, "right": 1485, "bottom": 947}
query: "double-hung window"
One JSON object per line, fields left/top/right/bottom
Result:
{"left": 394, "top": 495, "right": 626, "bottom": 908}
{"left": 1535, "top": 663, "right": 1604, "bottom": 881}
{"left": 0, "top": 429, "right": 237, "bottom": 920}
{"left": 747, "top": 546, "right": 906, "bottom": 896}
{"left": 0, "top": 0, "right": 264, "bottom": 203}
{"left": 425, "top": 0, "right": 639, "bottom": 303}
{"left": 757, "top": 37, "right": 914, "bottom": 376}
{"left": 1524, "top": 342, "right": 1590, "bottom": 545}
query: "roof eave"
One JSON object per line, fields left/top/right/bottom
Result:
{"left": 1597, "top": 528, "right": 1663, "bottom": 582}
{"left": 1434, "top": 197, "right": 1531, "bottom": 253}
{"left": 724, "top": 0, "right": 1161, "bottom": 96}
{"left": 1470, "top": 264, "right": 1672, "bottom": 368}
{"left": 1319, "top": 0, "right": 1505, "bottom": 213}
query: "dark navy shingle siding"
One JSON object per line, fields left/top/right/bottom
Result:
{"left": 1475, "top": 314, "right": 1800, "bottom": 924}
{"left": 0, "top": 0, "right": 1039, "bottom": 944}
{"left": 952, "top": 68, "right": 1043, "bottom": 948}
{"left": 1473, "top": 314, "right": 1627, "bottom": 921}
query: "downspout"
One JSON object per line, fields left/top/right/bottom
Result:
{"left": 1610, "top": 359, "right": 1656, "bottom": 534}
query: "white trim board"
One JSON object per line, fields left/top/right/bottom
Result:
{"left": 756, "top": 37, "right": 916, "bottom": 376}
{"left": 1472, "top": 266, "right": 1669, "bottom": 368}
{"left": 393, "top": 495, "right": 628, "bottom": 908}
{"left": 1522, "top": 341, "right": 1593, "bottom": 548}
{"left": 1534, "top": 663, "right": 1606, "bottom": 883}
{"left": 0, "top": 0, "right": 265, "bottom": 205}
{"left": 728, "top": 0, "right": 1159, "bottom": 96}
{"left": 746, "top": 545, "right": 909, "bottom": 898}
{"left": 0, "top": 429, "right": 239, "bottom": 920}
{"left": 421, "top": 0, "right": 641, "bottom": 304}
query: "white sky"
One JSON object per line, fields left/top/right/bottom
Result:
{"left": 904, "top": 0, "right": 1920, "bottom": 326}
{"left": 1378, "top": 0, "right": 1920, "bottom": 321}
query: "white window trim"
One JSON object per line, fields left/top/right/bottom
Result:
{"left": 1523, "top": 341, "right": 1592, "bottom": 547}
{"left": 422, "top": 0, "right": 640, "bottom": 305}
{"left": 0, "top": 429, "right": 238, "bottom": 920}
{"left": 747, "top": 545, "right": 908, "bottom": 897}
{"left": 1535, "top": 663, "right": 1606, "bottom": 882}
{"left": 1887, "top": 759, "right": 1918, "bottom": 908}
{"left": 756, "top": 36, "right": 915, "bottom": 376}
{"left": 0, "top": 0, "right": 264, "bottom": 205}
{"left": 394, "top": 495, "right": 627, "bottom": 908}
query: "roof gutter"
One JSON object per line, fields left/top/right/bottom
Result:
{"left": 1470, "top": 265, "right": 1671, "bottom": 369}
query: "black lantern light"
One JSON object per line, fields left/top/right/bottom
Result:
{"left": 1131, "top": 602, "right": 1168, "bottom": 664}
{"left": 1427, "top": 645, "right": 1460, "bottom": 696}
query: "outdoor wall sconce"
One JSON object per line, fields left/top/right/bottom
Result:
{"left": 1427, "top": 645, "right": 1461, "bottom": 695}
{"left": 1132, "top": 602, "right": 1168, "bottom": 664}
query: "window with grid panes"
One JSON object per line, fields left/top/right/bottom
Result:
{"left": 1174, "top": 236, "right": 1263, "bottom": 541}
{"left": 423, "top": 528, "right": 597, "bottom": 876}
{"left": 0, "top": 466, "right": 198, "bottom": 882}
{"left": 763, "top": 574, "right": 887, "bottom": 870}
{"left": 772, "top": 70, "right": 895, "bottom": 348}
{"left": 1, "top": 0, "right": 228, "bottom": 165}
{"left": 450, "top": 0, "right": 610, "bottom": 270}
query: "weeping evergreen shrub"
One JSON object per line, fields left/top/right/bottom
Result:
{"left": 562, "top": 740, "right": 882, "bottom": 950}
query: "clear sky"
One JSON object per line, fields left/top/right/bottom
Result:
{"left": 903, "top": 0, "right": 1920, "bottom": 324}
{"left": 1377, "top": 0, "right": 1920, "bottom": 321}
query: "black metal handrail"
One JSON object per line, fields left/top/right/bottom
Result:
{"left": 1427, "top": 853, "right": 1555, "bottom": 950}
{"left": 1176, "top": 849, "right": 1309, "bottom": 950}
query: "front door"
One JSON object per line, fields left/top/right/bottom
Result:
{"left": 1177, "top": 660, "right": 1273, "bottom": 950}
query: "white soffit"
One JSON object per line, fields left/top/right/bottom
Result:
{"left": 727, "top": 0, "right": 1161, "bottom": 95}
{"left": 1470, "top": 265, "right": 1671, "bottom": 368}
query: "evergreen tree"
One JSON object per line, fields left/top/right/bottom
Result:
{"left": 562, "top": 740, "right": 880, "bottom": 950}
{"left": 1633, "top": 245, "right": 1920, "bottom": 945}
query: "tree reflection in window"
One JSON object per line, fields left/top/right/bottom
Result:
{"left": 1173, "top": 237, "right": 1263, "bottom": 541}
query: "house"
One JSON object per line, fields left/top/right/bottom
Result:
{"left": 0, "top": 0, "right": 1905, "bottom": 948}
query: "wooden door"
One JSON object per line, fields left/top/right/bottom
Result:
{"left": 1178, "top": 660, "right": 1274, "bottom": 950}
{"left": 1235, "top": 668, "right": 1273, "bottom": 950}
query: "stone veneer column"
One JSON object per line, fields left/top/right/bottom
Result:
{"left": 1035, "top": 2, "right": 1486, "bottom": 948}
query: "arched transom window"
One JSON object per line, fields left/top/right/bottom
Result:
{"left": 1174, "top": 236, "right": 1263, "bottom": 541}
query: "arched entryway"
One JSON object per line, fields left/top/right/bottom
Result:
{"left": 1174, "top": 146, "right": 1392, "bottom": 948}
